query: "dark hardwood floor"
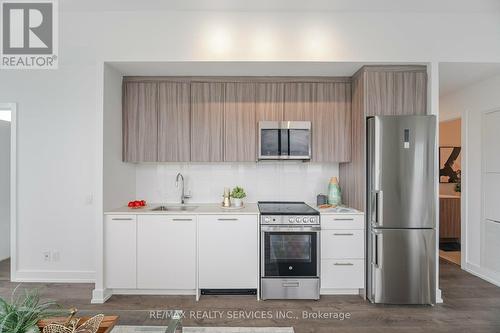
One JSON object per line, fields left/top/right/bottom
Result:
{"left": 0, "top": 259, "right": 499, "bottom": 332}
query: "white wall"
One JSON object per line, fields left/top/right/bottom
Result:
{"left": 135, "top": 162, "right": 339, "bottom": 205}
{"left": 0, "top": 9, "right": 500, "bottom": 281}
{"left": 0, "top": 120, "right": 10, "bottom": 261}
{"left": 103, "top": 65, "right": 136, "bottom": 211}
{"left": 440, "top": 73, "right": 500, "bottom": 285}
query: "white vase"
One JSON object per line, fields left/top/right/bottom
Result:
{"left": 232, "top": 198, "right": 243, "bottom": 207}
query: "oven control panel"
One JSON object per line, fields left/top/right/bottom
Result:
{"left": 260, "top": 215, "right": 320, "bottom": 225}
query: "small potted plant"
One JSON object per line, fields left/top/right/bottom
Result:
{"left": 231, "top": 186, "right": 246, "bottom": 208}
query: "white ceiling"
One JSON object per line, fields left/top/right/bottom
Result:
{"left": 61, "top": 0, "right": 500, "bottom": 12}
{"left": 439, "top": 63, "right": 500, "bottom": 96}
{"left": 109, "top": 61, "right": 369, "bottom": 77}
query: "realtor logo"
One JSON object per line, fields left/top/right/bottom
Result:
{"left": 1, "top": 0, "right": 58, "bottom": 69}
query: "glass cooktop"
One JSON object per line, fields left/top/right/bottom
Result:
{"left": 258, "top": 201, "right": 319, "bottom": 215}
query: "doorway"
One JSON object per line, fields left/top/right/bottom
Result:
{"left": 438, "top": 118, "right": 462, "bottom": 265}
{"left": 0, "top": 103, "right": 15, "bottom": 282}
{"left": 0, "top": 104, "right": 13, "bottom": 281}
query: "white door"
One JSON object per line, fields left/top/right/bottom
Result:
{"left": 137, "top": 215, "right": 196, "bottom": 290}
{"left": 198, "top": 215, "right": 258, "bottom": 289}
{"left": 482, "top": 109, "right": 500, "bottom": 273}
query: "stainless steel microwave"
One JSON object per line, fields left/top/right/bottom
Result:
{"left": 258, "top": 121, "right": 312, "bottom": 160}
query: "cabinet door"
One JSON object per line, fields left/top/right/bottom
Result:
{"left": 158, "top": 82, "right": 191, "bottom": 162}
{"left": 190, "top": 82, "right": 224, "bottom": 162}
{"left": 255, "top": 82, "right": 284, "bottom": 122}
{"left": 224, "top": 83, "right": 256, "bottom": 161}
{"left": 137, "top": 215, "right": 196, "bottom": 290}
{"left": 284, "top": 82, "right": 315, "bottom": 121}
{"left": 123, "top": 82, "right": 158, "bottom": 162}
{"left": 104, "top": 215, "right": 137, "bottom": 288}
{"left": 313, "top": 82, "right": 351, "bottom": 162}
{"left": 198, "top": 215, "right": 258, "bottom": 289}
{"left": 365, "top": 70, "right": 427, "bottom": 116}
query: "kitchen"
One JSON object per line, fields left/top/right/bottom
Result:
{"left": 94, "top": 64, "right": 434, "bottom": 305}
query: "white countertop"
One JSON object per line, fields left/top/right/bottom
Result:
{"left": 306, "top": 203, "right": 364, "bottom": 215}
{"left": 106, "top": 202, "right": 362, "bottom": 215}
{"left": 105, "top": 202, "right": 259, "bottom": 215}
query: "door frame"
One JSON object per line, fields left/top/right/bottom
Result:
{"left": 479, "top": 108, "right": 500, "bottom": 285}
{"left": 0, "top": 103, "right": 17, "bottom": 281}
{"left": 461, "top": 106, "right": 500, "bottom": 287}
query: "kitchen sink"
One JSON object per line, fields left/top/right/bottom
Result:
{"left": 151, "top": 205, "right": 198, "bottom": 212}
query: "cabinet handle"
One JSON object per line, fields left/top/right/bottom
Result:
{"left": 111, "top": 218, "right": 133, "bottom": 221}
{"left": 217, "top": 218, "right": 238, "bottom": 221}
{"left": 172, "top": 218, "right": 193, "bottom": 221}
{"left": 282, "top": 282, "right": 300, "bottom": 287}
{"left": 334, "top": 262, "right": 354, "bottom": 266}
{"left": 333, "top": 233, "right": 354, "bottom": 236}
{"left": 334, "top": 218, "right": 354, "bottom": 221}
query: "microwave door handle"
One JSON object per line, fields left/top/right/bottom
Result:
{"left": 287, "top": 129, "right": 291, "bottom": 156}
{"left": 278, "top": 128, "right": 282, "bottom": 157}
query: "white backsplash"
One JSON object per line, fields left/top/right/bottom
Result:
{"left": 135, "top": 162, "right": 339, "bottom": 204}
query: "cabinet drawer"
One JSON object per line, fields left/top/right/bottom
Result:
{"left": 321, "top": 259, "right": 364, "bottom": 289}
{"left": 321, "top": 214, "right": 364, "bottom": 230}
{"left": 321, "top": 229, "right": 364, "bottom": 259}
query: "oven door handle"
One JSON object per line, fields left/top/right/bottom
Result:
{"left": 261, "top": 225, "right": 320, "bottom": 232}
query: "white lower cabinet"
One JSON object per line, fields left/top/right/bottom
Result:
{"left": 321, "top": 259, "right": 364, "bottom": 289}
{"left": 320, "top": 213, "right": 365, "bottom": 294}
{"left": 104, "top": 215, "right": 137, "bottom": 289}
{"left": 137, "top": 215, "right": 197, "bottom": 290}
{"left": 198, "top": 215, "right": 258, "bottom": 289}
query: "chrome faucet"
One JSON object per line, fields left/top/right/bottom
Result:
{"left": 175, "top": 173, "right": 191, "bottom": 204}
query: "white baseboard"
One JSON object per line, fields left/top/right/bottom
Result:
{"left": 463, "top": 263, "right": 500, "bottom": 287}
{"left": 320, "top": 288, "right": 361, "bottom": 295}
{"left": 111, "top": 288, "right": 197, "bottom": 296}
{"left": 436, "top": 288, "right": 443, "bottom": 303}
{"left": 12, "top": 269, "right": 95, "bottom": 283}
{"left": 91, "top": 288, "right": 112, "bottom": 304}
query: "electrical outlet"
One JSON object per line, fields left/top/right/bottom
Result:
{"left": 43, "top": 251, "right": 51, "bottom": 262}
{"left": 52, "top": 251, "right": 60, "bottom": 262}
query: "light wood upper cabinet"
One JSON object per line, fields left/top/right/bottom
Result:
{"left": 313, "top": 82, "right": 352, "bottom": 162}
{"left": 224, "top": 83, "right": 256, "bottom": 162}
{"left": 123, "top": 77, "right": 354, "bottom": 163}
{"left": 158, "top": 82, "right": 191, "bottom": 162}
{"left": 284, "top": 82, "right": 315, "bottom": 121}
{"left": 365, "top": 70, "right": 427, "bottom": 116}
{"left": 255, "top": 82, "right": 284, "bottom": 122}
{"left": 190, "top": 82, "right": 225, "bottom": 162}
{"left": 123, "top": 82, "right": 158, "bottom": 162}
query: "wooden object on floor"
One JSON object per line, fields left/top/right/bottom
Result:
{"left": 38, "top": 316, "right": 119, "bottom": 333}
{"left": 439, "top": 197, "right": 461, "bottom": 239}
{"left": 439, "top": 250, "right": 461, "bottom": 266}
{"left": 339, "top": 65, "right": 428, "bottom": 211}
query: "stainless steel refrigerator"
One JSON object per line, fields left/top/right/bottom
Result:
{"left": 366, "top": 115, "right": 437, "bottom": 305}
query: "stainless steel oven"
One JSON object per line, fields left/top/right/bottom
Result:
{"left": 258, "top": 202, "right": 320, "bottom": 300}
{"left": 258, "top": 121, "right": 311, "bottom": 160}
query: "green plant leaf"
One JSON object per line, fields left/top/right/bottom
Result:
{"left": 0, "top": 285, "right": 66, "bottom": 333}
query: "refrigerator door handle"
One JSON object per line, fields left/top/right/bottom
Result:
{"left": 372, "top": 190, "right": 383, "bottom": 227}
{"left": 372, "top": 230, "right": 380, "bottom": 268}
